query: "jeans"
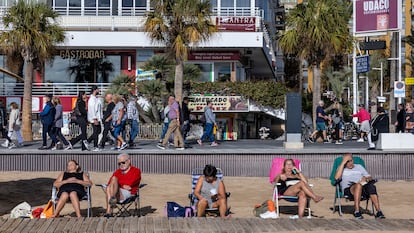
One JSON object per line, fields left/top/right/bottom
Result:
{"left": 42, "top": 123, "right": 57, "bottom": 146}
{"left": 200, "top": 123, "right": 214, "bottom": 143}
{"left": 128, "top": 119, "right": 139, "bottom": 144}
{"left": 52, "top": 127, "right": 69, "bottom": 146}
{"left": 160, "top": 122, "right": 169, "bottom": 140}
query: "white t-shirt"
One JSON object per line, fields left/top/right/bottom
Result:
{"left": 340, "top": 164, "right": 370, "bottom": 192}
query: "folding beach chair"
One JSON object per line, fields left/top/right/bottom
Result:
{"left": 329, "top": 156, "right": 374, "bottom": 216}
{"left": 96, "top": 183, "right": 146, "bottom": 217}
{"left": 51, "top": 172, "right": 92, "bottom": 217}
{"left": 269, "top": 157, "right": 311, "bottom": 218}
{"left": 188, "top": 167, "right": 231, "bottom": 217}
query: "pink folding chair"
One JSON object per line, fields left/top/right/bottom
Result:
{"left": 269, "top": 157, "right": 311, "bottom": 218}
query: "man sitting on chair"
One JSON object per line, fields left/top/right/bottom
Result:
{"left": 105, "top": 153, "right": 141, "bottom": 217}
{"left": 334, "top": 153, "right": 385, "bottom": 219}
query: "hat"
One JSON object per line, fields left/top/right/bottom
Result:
{"left": 91, "top": 85, "right": 99, "bottom": 93}
{"left": 45, "top": 94, "right": 53, "bottom": 99}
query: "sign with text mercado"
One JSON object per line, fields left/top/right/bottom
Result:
{"left": 355, "top": 0, "right": 401, "bottom": 34}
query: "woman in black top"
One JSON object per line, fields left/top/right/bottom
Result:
{"left": 69, "top": 91, "right": 89, "bottom": 150}
{"left": 273, "top": 159, "right": 324, "bottom": 218}
{"left": 52, "top": 160, "right": 92, "bottom": 218}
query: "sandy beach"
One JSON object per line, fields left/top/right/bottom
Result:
{"left": 1, "top": 171, "right": 413, "bottom": 220}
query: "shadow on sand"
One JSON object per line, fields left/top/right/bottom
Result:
{"left": 0, "top": 178, "right": 55, "bottom": 215}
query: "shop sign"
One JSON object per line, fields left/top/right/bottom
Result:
{"left": 189, "top": 95, "right": 249, "bottom": 112}
{"left": 216, "top": 16, "right": 256, "bottom": 32}
{"left": 188, "top": 51, "right": 240, "bottom": 61}
{"left": 60, "top": 50, "right": 105, "bottom": 59}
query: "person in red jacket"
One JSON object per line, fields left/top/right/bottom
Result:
{"left": 352, "top": 104, "right": 371, "bottom": 142}
{"left": 104, "top": 153, "right": 141, "bottom": 217}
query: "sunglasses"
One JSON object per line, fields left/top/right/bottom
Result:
{"left": 118, "top": 161, "right": 128, "bottom": 166}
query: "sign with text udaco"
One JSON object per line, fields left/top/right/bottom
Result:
{"left": 216, "top": 16, "right": 256, "bottom": 32}
{"left": 187, "top": 51, "right": 240, "bottom": 61}
{"left": 188, "top": 95, "right": 249, "bottom": 113}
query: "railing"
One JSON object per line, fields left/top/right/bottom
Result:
{"left": 31, "top": 122, "right": 163, "bottom": 140}
{"left": 212, "top": 7, "right": 263, "bottom": 17}
{"left": 0, "top": 83, "right": 111, "bottom": 96}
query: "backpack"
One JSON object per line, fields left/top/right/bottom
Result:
{"left": 165, "top": 201, "right": 195, "bottom": 217}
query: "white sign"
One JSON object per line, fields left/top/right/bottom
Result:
{"left": 394, "top": 81, "right": 405, "bottom": 98}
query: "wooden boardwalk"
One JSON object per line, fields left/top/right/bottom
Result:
{"left": 1, "top": 217, "right": 413, "bottom": 233}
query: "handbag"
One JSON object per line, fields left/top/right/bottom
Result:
{"left": 371, "top": 128, "right": 379, "bottom": 142}
{"left": 70, "top": 104, "right": 81, "bottom": 121}
{"left": 406, "top": 121, "right": 414, "bottom": 130}
{"left": 41, "top": 200, "right": 54, "bottom": 218}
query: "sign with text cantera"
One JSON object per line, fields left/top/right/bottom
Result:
{"left": 356, "top": 55, "right": 370, "bottom": 73}
{"left": 355, "top": 0, "right": 401, "bottom": 34}
{"left": 216, "top": 16, "right": 256, "bottom": 32}
{"left": 188, "top": 95, "right": 249, "bottom": 112}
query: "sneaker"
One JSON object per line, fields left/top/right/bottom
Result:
{"left": 357, "top": 138, "right": 364, "bottom": 142}
{"left": 111, "top": 146, "right": 120, "bottom": 150}
{"left": 109, "top": 197, "right": 117, "bottom": 208}
{"left": 375, "top": 211, "right": 385, "bottom": 219}
{"left": 324, "top": 140, "right": 330, "bottom": 144}
{"left": 51, "top": 145, "right": 57, "bottom": 150}
{"left": 8, "top": 143, "right": 16, "bottom": 149}
{"left": 260, "top": 211, "right": 278, "bottom": 219}
{"left": 354, "top": 211, "right": 363, "bottom": 219}
{"left": 38, "top": 145, "right": 48, "bottom": 150}
{"left": 197, "top": 139, "right": 202, "bottom": 146}
{"left": 169, "top": 142, "right": 175, "bottom": 147}
{"left": 156, "top": 144, "right": 166, "bottom": 150}
{"left": 367, "top": 147, "right": 375, "bottom": 150}
{"left": 335, "top": 141, "right": 343, "bottom": 145}
{"left": 211, "top": 142, "right": 218, "bottom": 147}
{"left": 175, "top": 147, "right": 185, "bottom": 150}
{"left": 1, "top": 141, "right": 9, "bottom": 148}
{"left": 120, "top": 142, "right": 128, "bottom": 150}
{"left": 92, "top": 147, "right": 101, "bottom": 152}
{"left": 289, "top": 215, "right": 299, "bottom": 219}
{"left": 64, "top": 143, "right": 73, "bottom": 150}
{"left": 308, "top": 137, "right": 314, "bottom": 143}
{"left": 82, "top": 140, "right": 90, "bottom": 150}
{"left": 17, "top": 143, "right": 24, "bottom": 148}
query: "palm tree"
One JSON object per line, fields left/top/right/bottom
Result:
{"left": 323, "top": 67, "right": 352, "bottom": 102}
{"left": 144, "top": 0, "right": 216, "bottom": 102}
{"left": 0, "top": 1, "right": 65, "bottom": 141}
{"left": 278, "top": 0, "right": 352, "bottom": 126}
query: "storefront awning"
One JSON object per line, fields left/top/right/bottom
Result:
{"left": 249, "top": 101, "right": 285, "bottom": 120}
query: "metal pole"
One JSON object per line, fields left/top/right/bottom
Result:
{"left": 365, "top": 77, "right": 369, "bottom": 110}
{"left": 398, "top": 30, "right": 402, "bottom": 104}
{"left": 352, "top": 0, "right": 357, "bottom": 115}
{"left": 380, "top": 62, "right": 383, "bottom": 97}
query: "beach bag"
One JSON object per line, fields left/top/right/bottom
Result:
{"left": 253, "top": 200, "right": 275, "bottom": 217}
{"left": 32, "top": 208, "right": 44, "bottom": 219}
{"left": 10, "top": 202, "right": 32, "bottom": 218}
{"left": 371, "top": 128, "right": 379, "bottom": 142}
{"left": 165, "top": 202, "right": 194, "bottom": 217}
{"left": 41, "top": 200, "right": 54, "bottom": 218}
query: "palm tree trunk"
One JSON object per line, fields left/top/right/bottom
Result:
{"left": 174, "top": 60, "right": 184, "bottom": 105}
{"left": 22, "top": 60, "right": 33, "bottom": 141}
{"left": 312, "top": 64, "right": 321, "bottom": 129}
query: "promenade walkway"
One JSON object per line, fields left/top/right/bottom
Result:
{"left": 1, "top": 216, "right": 413, "bottom": 233}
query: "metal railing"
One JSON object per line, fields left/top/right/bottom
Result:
{"left": 0, "top": 83, "right": 111, "bottom": 96}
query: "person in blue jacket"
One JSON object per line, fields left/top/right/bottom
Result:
{"left": 39, "top": 94, "right": 57, "bottom": 150}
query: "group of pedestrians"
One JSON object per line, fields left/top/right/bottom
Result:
{"left": 157, "top": 96, "right": 219, "bottom": 150}
{"left": 37, "top": 86, "right": 140, "bottom": 151}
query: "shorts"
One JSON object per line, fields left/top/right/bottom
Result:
{"left": 316, "top": 122, "right": 326, "bottom": 131}
{"left": 343, "top": 182, "right": 377, "bottom": 200}
{"left": 360, "top": 120, "right": 370, "bottom": 133}
{"left": 119, "top": 188, "right": 132, "bottom": 203}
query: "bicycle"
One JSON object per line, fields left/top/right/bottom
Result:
{"left": 342, "top": 121, "right": 360, "bottom": 141}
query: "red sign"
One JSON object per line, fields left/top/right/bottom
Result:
{"left": 355, "top": 0, "right": 401, "bottom": 33}
{"left": 188, "top": 51, "right": 240, "bottom": 61}
{"left": 216, "top": 16, "right": 256, "bottom": 32}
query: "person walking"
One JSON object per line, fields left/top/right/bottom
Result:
{"left": 0, "top": 100, "right": 7, "bottom": 142}
{"left": 39, "top": 94, "right": 57, "bottom": 150}
{"left": 111, "top": 94, "right": 128, "bottom": 151}
{"left": 352, "top": 104, "right": 371, "bottom": 142}
{"left": 99, "top": 93, "right": 115, "bottom": 149}
{"left": 69, "top": 91, "right": 89, "bottom": 151}
{"left": 395, "top": 104, "right": 406, "bottom": 133}
{"left": 157, "top": 95, "right": 185, "bottom": 150}
{"left": 367, "top": 107, "right": 389, "bottom": 150}
{"left": 181, "top": 96, "right": 191, "bottom": 145}
{"left": 87, "top": 85, "right": 103, "bottom": 151}
{"left": 127, "top": 95, "right": 139, "bottom": 147}
{"left": 197, "top": 100, "right": 218, "bottom": 147}
{"left": 310, "top": 100, "right": 329, "bottom": 143}
{"left": 51, "top": 97, "right": 72, "bottom": 150}
{"left": 159, "top": 103, "right": 170, "bottom": 143}
{"left": 5, "top": 102, "right": 23, "bottom": 149}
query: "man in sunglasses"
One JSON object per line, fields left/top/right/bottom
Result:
{"left": 104, "top": 153, "right": 141, "bottom": 217}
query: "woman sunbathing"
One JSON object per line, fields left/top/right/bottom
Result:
{"left": 273, "top": 159, "right": 324, "bottom": 218}
{"left": 52, "top": 160, "right": 92, "bottom": 218}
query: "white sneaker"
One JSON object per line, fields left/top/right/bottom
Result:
{"left": 357, "top": 138, "right": 364, "bottom": 142}
{"left": 82, "top": 140, "right": 90, "bottom": 150}
{"left": 92, "top": 147, "right": 101, "bottom": 152}
{"left": 289, "top": 214, "right": 300, "bottom": 219}
{"left": 1, "top": 141, "right": 9, "bottom": 148}
{"left": 64, "top": 142, "right": 73, "bottom": 150}
{"left": 259, "top": 211, "right": 278, "bottom": 219}
{"left": 8, "top": 143, "right": 16, "bottom": 149}
{"left": 197, "top": 139, "right": 202, "bottom": 146}
{"left": 211, "top": 142, "right": 218, "bottom": 147}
